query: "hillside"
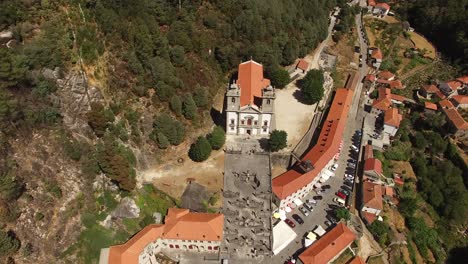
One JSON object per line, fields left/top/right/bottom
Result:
{"left": 0, "top": 0, "right": 337, "bottom": 263}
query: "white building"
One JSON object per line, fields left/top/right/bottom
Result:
{"left": 225, "top": 60, "right": 275, "bottom": 136}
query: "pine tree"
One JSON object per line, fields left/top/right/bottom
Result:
{"left": 188, "top": 137, "right": 212, "bottom": 162}
{"left": 207, "top": 126, "right": 226, "bottom": 150}
{"left": 268, "top": 130, "right": 288, "bottom": 152}
{"left": 182, "top": 94, "right": 197, "bottom": 120}
{"left": 170, "top": 95, "right": 182, "bottom": 116}
{"left": 0, "top": 230, "right": 20, "bottom": 257}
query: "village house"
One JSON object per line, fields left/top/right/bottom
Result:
{"left": 99, "top": 208, "right": 224, "bottom": 264}
{"left": 363, "top": 158, "right": 383, "bottom": 180}
{"left": 377, "top": 70, "right": 395, "bottom": 81}
{"left": 456, "top": 76, "right": 468, "bottom": 92}
{"left": 363, "top": 74, "right": 376, "bottom": 90}
{"left": 439, "top": 80, "right": 461, "bottom": 97}
{"left": 418, "top": 84, "right": 445, "bottom": 100}
{"left": 376, "top": 79, "right": 404, "bottom": 90}
{"left": 272, "top": 89, "right": 353, "bottom": 209}
{"left": 373, "top": 3, "right": 391, "bottom": 16}
{"left": 299, "top": 222, "right": 357, "bottom": 264}
{"left": 383, "top": 108, "right": 402, "bottom": 137}
{"left": 439, "top": 99, "right": 468, "bottom": 139}
{"left": 368, "top": 48, "right": 383, "bottom": 69}
{"left": 363, "top": 144, "right": 374, "bottom": 160}
{"left": 371, "top": 88, "right": 407, "bottom": 115}
{"left": 450, "top": 95, "right": 468, "bottom": 109}
{"left": 225, "top": 60, "right": 275, "bottom": 136}
{"left": 349, "top": 257, "right": 366, "bottom": 264}
{"left": 296, "top": 58, "right": 310, "bottom": 74}
{"left": 361, "top": 181, "right": 383, "bottom": 224}
{"left": 424, "top": 102, "right": 438, "bottom": 113}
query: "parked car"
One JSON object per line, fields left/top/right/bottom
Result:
{"left": 322, "top": 184, "right": 331, "bottom": 189}
{"left": 344, "top": 181, "right": 353, "bottom": 187}
{"left": 329, "top": 204, "right": 341, "bottom": 209}
{"left": 347, "top": 159, "right": 356, "bottom": 163}
{"left": 331, "top": 163, "right": 339, "bottom": 171}
{"left": 299, "top": 206, "right": 310, "bottom": 216}
{"left": 345, "top": 173, "right": 354, "bottom": 179}
{"left": 285, "top": 218, "right": 296, "bottom": 228}
{"left": 341, "top": 185, "right": 352, "bottom": 192}
{"left": 340, "top": 189, "right": 351, "bottom": 196}
{"left": 336, "top": 191, "right": 347, "bottom": 199}
{"left": 347, "top": 162, "right": 356, "bottom": 168}
{"left": 327, "top": 215, "right": 338, "bottom": 224}
{"left": 325, "top": 220, "right": 332, "bottom": 227}
{"left": 313, "top": 195, "right": 323, "bottom": 200}
{"left": 306, "top": 199, "right": 317, "bottom": 205}
{"left": 333, "top": 197, "right": 345, "bottom": 206}
{"left": 292, "top": 214, "right": 304, "bottom": 225}
{"left": 350, "top": 145, "right": 359, "bottom": 151}
{"left": 304, "top": 203, "right": 314, "bottom": 211}
{"left": 315, "top": 189, "right": 325, "bottom": 194}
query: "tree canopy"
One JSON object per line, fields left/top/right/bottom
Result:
{"left": 268, "top": 130, "right": 288, "bottom": 152}
{"left": 188, "top": 137, "right": 212, "bottom": 162}
{"left": 207, "top": 126, "right": 226, "bottom": 150}
{"left": 298, "top": 69, "right": 325, "bottom": 105}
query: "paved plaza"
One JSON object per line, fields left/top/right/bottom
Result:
{"left": 221, "top": 139, "right": 273, "bottom": 262}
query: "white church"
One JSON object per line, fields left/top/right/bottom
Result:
{"left": 225, "top": 60, "right": 276, "bottom": 136}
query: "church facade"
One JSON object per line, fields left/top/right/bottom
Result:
{"left": 225, "top": 60, "right": 275, "bottom": 136}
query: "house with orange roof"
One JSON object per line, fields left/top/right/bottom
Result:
{"left": 371, "top": 88, "right": 408, "bottom": 114}
{"left": 368, "top": 48, "right": 383, "bottom": 68}
{"left": 361, "top": 181, "right": 383, "bottom": 224}
{"left": 418, "top": 84, "right": 439, "bottom": 99}
{"left": 424, "top": 101, "right": 438, "bottom": 113}
{"left": 439, "top": 80, "right": 461, "bottom": 96}
{"left": 99, "top": 208, "right": 224, "bottom": 264}
{"left": 296, "top": 58, "right": 310, "bottom": 73}
{"left": 272, "top": 89, "right": 353, "bottom": 208}
{"left": 367, "top": 0, "right": 376, "bottom": 6}
{"left": 450, "top": 95, "right": 468, "bottom": 109}
{"left": 456, "top": 76, "right": 468, "bottom": 92}
{"left": 441, "top": 106, "right": 468, "bottom": 140}
{"left": 363, "top": 74, "right": 376, "bottom": 90}
{"left": 364, "top": 144, "right": 374, "bottom": 160}
{"left": 378, "top": 70, "right": 395, "bottom": 81}
{"left": 225, "top": 60, "right": 275, "bottom": 136}
{"left": 299, "top": 222, "right": 357, "bottom": 264}
{"left": 363, "top": 158, "right": 383, "bottom": 180}
{"left": 376, "top": 79, "right": 404, "bottom": 90}
{"left": 374, "top": 3, "right": 391, "bottom": 16}
{"left": 383, "top": 108, "right": 402, "bottom": 137}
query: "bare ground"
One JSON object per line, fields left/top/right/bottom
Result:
{"left": 390, "top": 160, "right": 416, "bottom": 180}
{"left": 141, "top": 150, "right": 225, "bottom": 200}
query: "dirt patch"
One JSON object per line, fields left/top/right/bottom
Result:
{"left": 275, "top": 84, "right": 318, "bottom": 148}
{"left": 383, "top": 205, "right": 406, "bottom": 232}
{"left": 271, "top": 164, "right": 288, "bottom": 178}
{"left": 414, "top": 209, "right": 435, "bottom": 228}
{"left": 409, "top": 240, "right": 425, "bottom": 264}
{"left": 389, "top": 160, "right": 416, "bottom": 180}
{"left": 144, "top": 150, "right": 225, "bottom": 199}
{"left": 409, "top": 32, "right": 436, "bottom": 59}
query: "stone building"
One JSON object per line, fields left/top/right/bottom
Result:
{"left": 225, "top": 60, "right": 275, "bottom": 136}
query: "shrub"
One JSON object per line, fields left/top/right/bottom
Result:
{"left": 0, "top": 230, "right": 20, "bottom": 257}
{"left": 182, "top": 94, "right": 197, "bottom": 120}
{"left": 35, "top": 212, "right": 44, "bottom": 221}
{"left": 152, "top": 113, "right": 185, "bottom": 145}
{"left": 155, "top": 132, "right": 170, "bottom": 149}
{"left": 170, "top": 95, "right": 182, "bottom": 116}
{"left": 188, "top": 136, "right": 212, "bottom": 162}
{"left": 87, "top": 102, "right": 115, "bottom": 137}
{"left": 207, "top": 126, "right": 225, "bottom": 150}
{"left": 193, "top": 85, "right": 209, "bottom": 108}
{"left": 268, "top": 130, "right": 288, "bottom": 152}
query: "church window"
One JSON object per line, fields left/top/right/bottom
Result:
{"left": 267, "top": 99, "right": 271, "bottom": 104}
{"left": 231, "top": 98, "right": 235, "bottom": 103}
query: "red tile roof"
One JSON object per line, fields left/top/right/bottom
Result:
{"left": 362, "top": 181, "right": 383, "bottom": 211}
{"left": 364, "top": 158, "right": 383, "bottom": 175}
{"left": 299, "top": 223, "right": 356, "bottom": 264}
{"left": 424, "top": 102, "right": 438, "bottom": 111}
{"left": 371, "top": 48, "right": 383, "bottom": 60}
{"left": 272, "top": 89, "right": 354, "bottom": 199}
{"left": 368, "top": 0, "right": 377, "bottom": 6}
{"left": 372, "top": 88, "right": 392, "bottom": 111}
{"left": 237, "top": 60, "right": 271, "bottom": 107}
{"left": 394, "top": 176, "right": 404, "bottom": 186}
{"left": 390, "top": 94, "right": 407, "bottom": 102}
{"left": 384, "top": 186, "right": 394, "bottom": 197}
{"left": 362, "top": 211, "right": 378, "bottom": 224}
{"left": 384, "top": 108, "right": 402, "bottom": 127}
{"left": 451, "top": 95, "right": 468, "bottom": 106}
{"left": 446, "top": 80, "right": 462, "bottom": 91}
{"left": 456, "top": 75, "right": 468, "bottom": 84}
{"left": 376, "top": 3, "right": 391, "bottom": 10}
{"left": 297, "top": 59, "right": 310, "bottom": 71}
{"left": 378, "top": 70, "right": 395, "bottom": 80}
{"left": 107, "top": 208, "right": 224, "bottom": 264}
{"left": 422, "top": 84, "right": 439, "bottom": 93}
{"left": 348, "top": 257, "right": 366, "bottom": 264}
{"left": 364, "top": 144, "right": 374, "bottom": 160}
{"left": 365, "top": 74, "right": 376, "bottom": 82}
{"left": 439, "top": 99, "right": 455, "bottom": 109}
{"left": 435, "top": 90, "right": 446, "bottom": 99}
{"left": 443, "top": 108, "right": 468, "bottom": 130}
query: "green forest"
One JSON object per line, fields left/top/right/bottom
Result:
{"left": 396, "top": 0, "right": 468, "bottom": 71}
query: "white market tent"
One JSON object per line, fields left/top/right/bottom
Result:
{"left": 324, "top": 169, "right": 335, "bottom": 178}
{"left": 304, "top": 232, "right": 317, "bottom": 247}
{"left": 319, "top": 176, "right": 329, "bottom": 183}
{"left": 293, "top": 198, "right": 303, "bottom": 206}
{"left": 314, "top": 182, "right": 322, "bottom": 189}
{"left": 272, "top": 221, "right": 297, "bottom": 255}
{"left": 313, "top": 225, "right": 326, "bottom": 237}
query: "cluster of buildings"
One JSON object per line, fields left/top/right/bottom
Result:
{"left": 272, "top": 88, "right": 354, "bottom": 209}
{"left": 419, "top": 76, "right": 468, "bottom": 139}
{"left": 99, "top": 208, "right": 224, "bottom": 264}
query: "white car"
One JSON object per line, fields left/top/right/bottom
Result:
{"left": 350, "top": 145, "right": 359, "bottom": 151}
{"left": 345, "top": 174, "right": 354, "bottom": 179}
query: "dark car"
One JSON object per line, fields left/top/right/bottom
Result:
{"left": 341, "top": 185, "right": 352, "bottom": 192}
{"left": 327, "top": 215, "right": 338, "bottom": 224}
{"left": 329, "top": 204, "right": 341, "bottom": 209}
{"left": 347, "top": 159, "right": 356, "bottom": 163}
{"left": 344, "top": 181, "right": 353, "bottom": 187}
{"left": 285, "top": 218, "right": 296, "bottom": 228}
{"left": 322, "top": 184, "right": 331, "bottom": 189}
{"left": 292, "top": 214, "right": 304, "bottom": 225}
{"left": 313, "top": 195, "right": 323, "bottom": 200}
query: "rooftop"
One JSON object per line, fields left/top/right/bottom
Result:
{"left": 348, "top": 256, "right": 366, "bottom": 264}
{"left": 364, "top": 158, "right": 383, "bottom": 175}
{"left": 451, "top": 95, "right": 468, "bottom": 105}
{"left": 272, "top": 89, "right": 353, "bottom": 199}
{"left": 422, "top": 84, "right": 439, "bottom": 93}
{"left": 384, "top": 108, "right": 402, "bottom": 127}
{"left": 446, "top": 80, "right": 462, "bottom": 91}
{"left": 365, "top": 74, "right": 376, "bottom": 82}
{"left": 424, "top": 102, "right": 438, "bottom": 111}
{"left": 362, "top": 181, "right": 383, "bottom": 211}
{"left": 297, "top": 59, "right": 310, "bottom": 71}
{"left": 376, "top": 3, "right": 391, "bottom": 10}
{"left": 456, "top": 75, "right": 468, "bottom": 84}
{"left": 439, "top": 99, "right": 455, "bottom": 110}
{"left": 378, "top": 70, "right": 395, "bottom": 80}
{"left": 443, "top": 108, "right": 468, "bottom": 130}
{"left": 237, "top": 60, "right": 271, "bottom": 107}
{"left": 299, "top": 222, "right": 356, "bottom": 264}
{"left": 371, "top": 48, "right": 383, "bottom": 60}
{"left": 105, "top": 208, "right": 224, "bottom": 264}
